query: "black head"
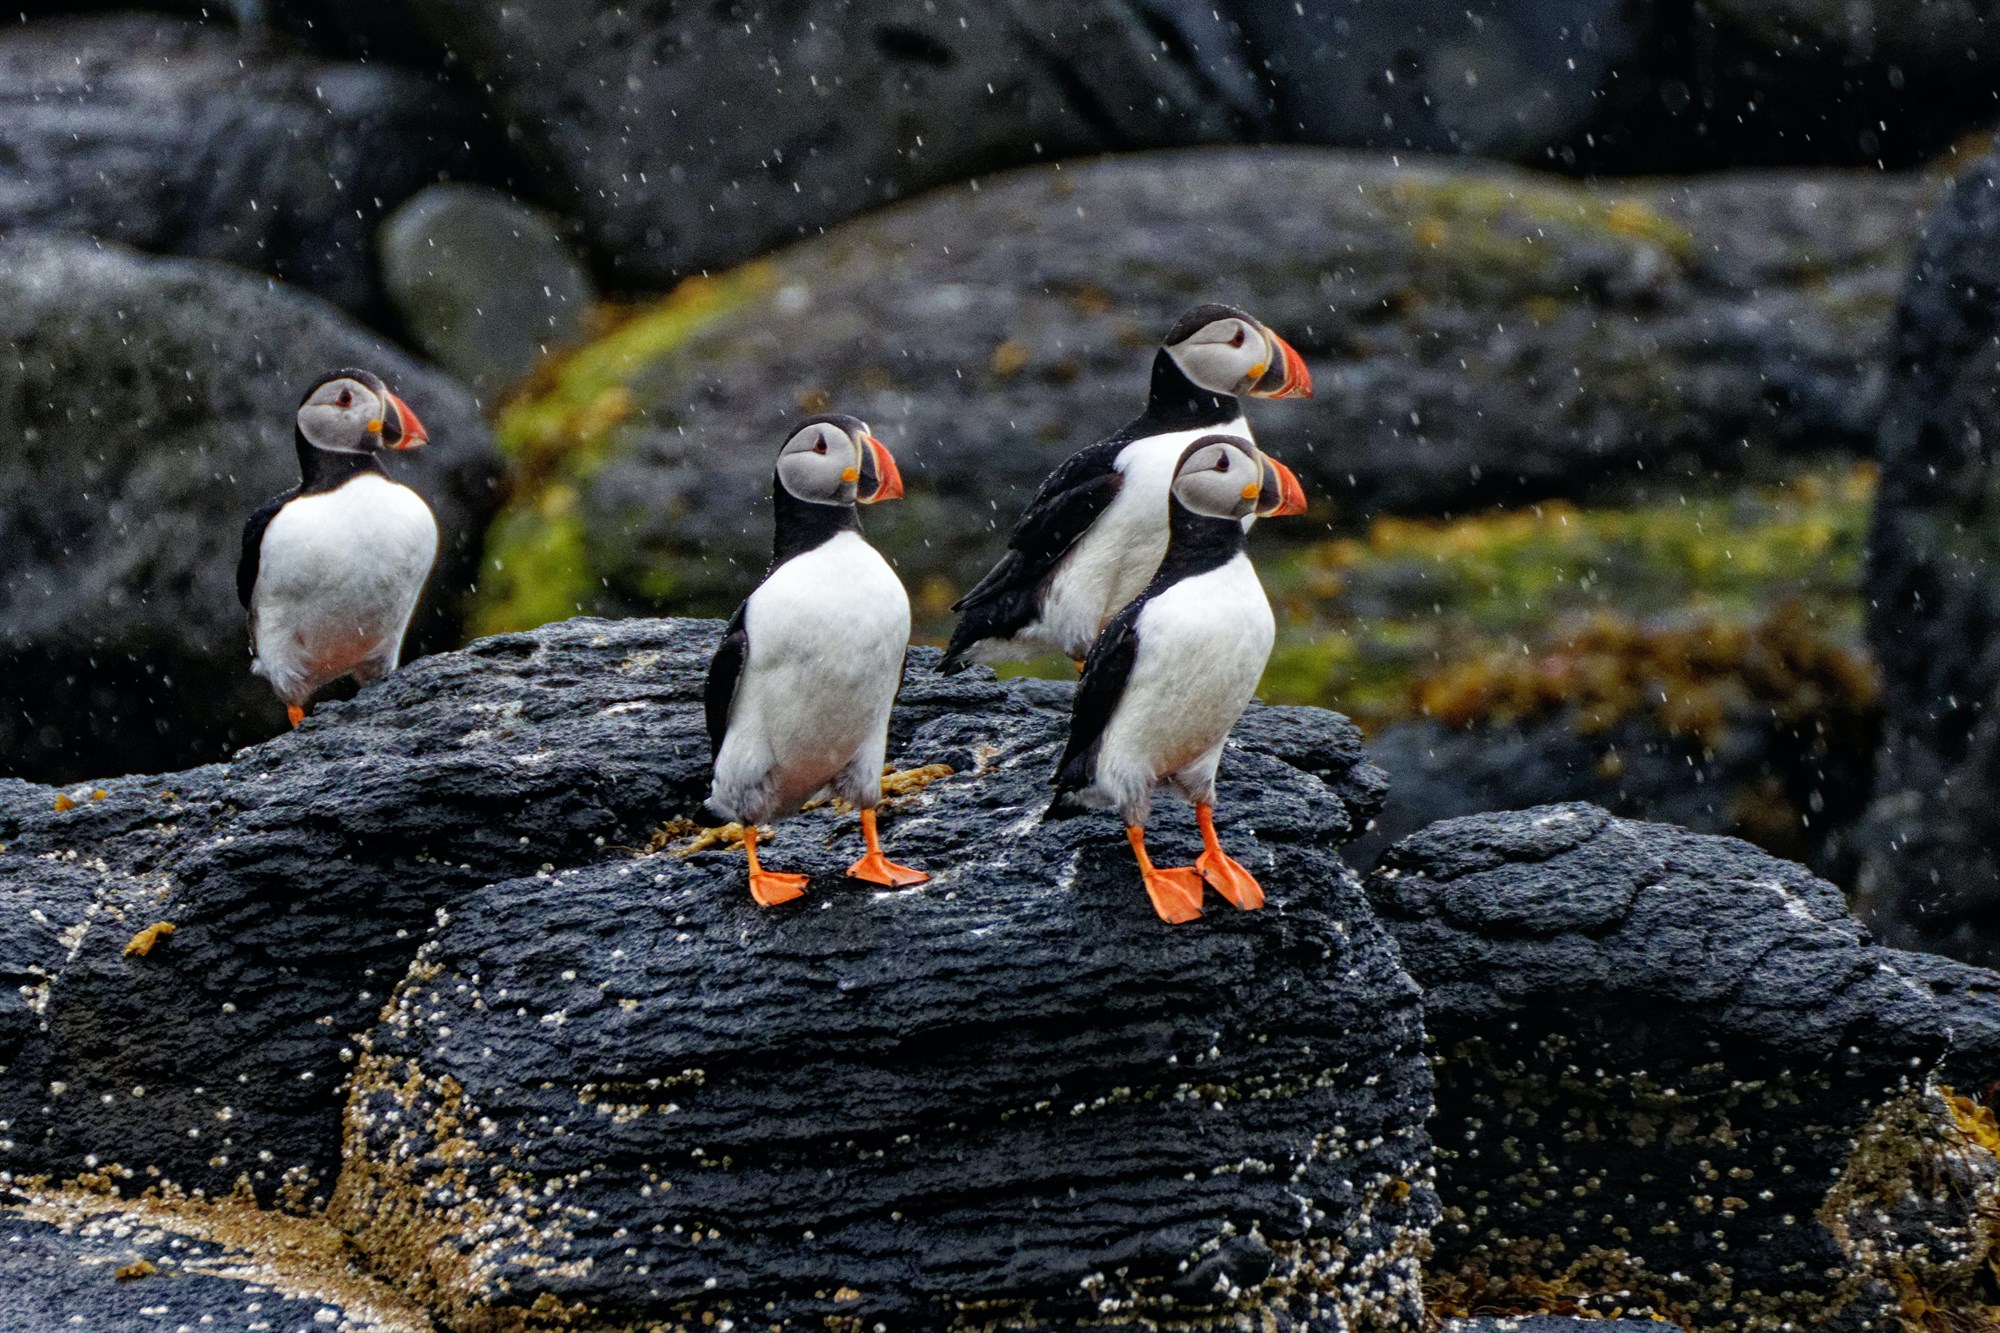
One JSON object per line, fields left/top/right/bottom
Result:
{"left": 1172, "top": 435, "right": 1268, "bottom": 522}
{"left": 775, "top": 413, "right": 904, "bottom": 507}
{"left": 1159, "top": 305, "right": 1313, "bottom": 400}
{"left": 296, "top": 368, "right": 429, "bottom": 455}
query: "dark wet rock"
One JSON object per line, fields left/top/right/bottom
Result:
{"left": 474, "top": 149, "right": 1940, "bottom": 632}
{"left": 1856, "top": 143, "right": 2000, "bottom": 967}
{"left": 0, "top": 235, "right": 499, "bottom": 786}
{"left": 0, "top": 1195, "right": 430, "bottom": 1332}
{"left": 408, "top": 0, "right": 1255, "bottom": 287}
{"left": 379, "top": 183, "right": 596, "bottom": 398}
{"left": 1368, "top": 804, "right": 1955, "bottom": 1329}
{"left": 0, "top": 14, "right": 488, "bottom": 320}
{"left": 1886, "top": 948, "right": 2000, "bottom": 1097}
{"left": 337, "top": 690, "right": 1427, "bottom": 1329}
{"left": 1440, "top": 1312, "right": 1688, "bottom": 1320}
{"left": 1350, "top": 679, "right": 1877, "bottom": 880}
{"left": 1231, "top": 0, "right": 2000, "bottom": 174}
{"left": 0, "top": 611, "right": 1420, "bottom": 1333}
{"left": 1231, "top": 0, "right": 1647, "bottom": 161}
{"left": 1595, "top": 0, "right": 2000, "bottom": 172}
{"left": 1444, "top": 1321, "right": 1687, "bottom": 1333}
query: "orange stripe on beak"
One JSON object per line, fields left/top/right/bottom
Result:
{"left": 1252, "top": 332, "right": 1314, "bottom": 400}
{"left": 1257, "top": 455, "right": 1308, "bottom": 517}
{"left": 385, "top": 391, "right": 429, "bottom": 449}
{"left": 860, "top": 432, "right": 903, "bottom": 503}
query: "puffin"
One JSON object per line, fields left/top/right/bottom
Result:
{"left": 1045, "top": 435, "right": 1294, "bottom": 924}
{"left": 703, "top": 414, "right": 929, "bottom": 906}
{"left": 237, "top": 368, "right": 437, "bottom": 728}
{"left": 940, "top": 303, "right": 1310, "bottom": 673}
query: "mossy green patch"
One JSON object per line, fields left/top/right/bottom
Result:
{"left": 1260, "top": 462, "right": 1877, "bottom": 735}
{"left": 466, "top": 263, "right": 777, "bottom": 638}
{"left": 1386, "top": 173, "right": 1695, "bottom": 300}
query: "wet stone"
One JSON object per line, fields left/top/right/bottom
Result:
{"left": 379, "top": 183, "right": 597, "bottom": 397}
{"left": 1370, "top": 804, "right": 1958, "bottom": 1329}
{"left": 329, "top": 657, "right": 1430, "bottom": 1329}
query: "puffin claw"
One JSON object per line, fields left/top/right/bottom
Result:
{"left": 286, "top": 704, "right": 306, "bottom": 728}
{"left": 1197, "top": 848, "right": 1265, "bottom": 912}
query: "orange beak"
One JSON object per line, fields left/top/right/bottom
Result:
{"left": 385, "top": 391, "right": 429, "bottom": 449}
{"left": 859, "top": 432, "right": 903, "bottom": 503}
{"left": 1251, "top": 331, "right": 1313, "bottom": 400}
{"left": 1257, "top": 454, "right": 1308, "bottom": 517}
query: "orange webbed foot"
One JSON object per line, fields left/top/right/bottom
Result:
{"left": 847, "top": 807, "right": 929, "bottom": 887}
{"left": 846, "top": 851, "right": 930, "bottom": 888}
{"left": 743, "top": 826, "right": 808, "bottom": 907}
{"left": 1197, "top": 847, "right": 1265, "bottom": 911}
{"left": 748, "top": 869, "right": 810, "bottom": 907}
{"left": 1142, "top": 866, "right": 1207, "bottom": 924}
{"left": 286, "top": 704, "right": 306, "bottom": 728}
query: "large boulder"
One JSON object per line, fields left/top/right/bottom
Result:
{"left": 378, "top": 183, "right": 598, "bottom": 398}
{"left": 0, "top": 235, "right": 499, "bottom": 785}
{"left": 1345, "top": 605, "right": 1881, "bottom": 878}
{"left": 0, "top": 14, "right": 490, "bottom": 320}
{"left": 1232, "top": 0, "right": 2000, "bottom": 172}
{"left": 0, "top": 616, "right": 1434, "bottom": 1330}
{"left": 406, "top": 0, "right": 1257, "bottom": 288}
{"left": 1856, "top": 142, "right": 2000, "bottom": 966}
{"left": 468, "top": 148, "right": 1940, "bottom": 634}
{"left": 1368, "top": 804, "right": 1986, "bottom": 1330}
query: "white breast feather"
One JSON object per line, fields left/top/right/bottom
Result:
{"left": 250, "top": 473, "right": 439, "bottom": 705}
{"left": 710, "top": 531, "right": 911, "bottom": 824}
{"left": 1087, "top": 553, "right": 1274, "bottom": 822}
{"left": 1033, "top": 416, "right": 1250, "bottom": 659}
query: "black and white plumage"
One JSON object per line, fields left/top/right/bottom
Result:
{"left": 1047, "top": 435, "right": 1292, "bottom": 924}
{"left": 238, "top": 368, "right": 437, "bottom": 728}
{"left": 703, "top": 413, "right": 928, "bottom": 906}
{"left": 941, "top": 304, "right": 1309, "bottom": 672}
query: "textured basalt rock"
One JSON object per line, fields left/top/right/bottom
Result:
{"left": 327, "top": 672, "right": 1427, "bottom": 1331}
{"left": 0, "top": 234, "right": 499, "bottom": 785}
{"left": 1857, "top": 141, "right": 2000, "bottom": 968}
{"left": 0, "top": 615, "right": 1432, "bottom": 1330}
{"left": 474, "top": 149, "right": 1940, "bottom": 632}
{"left": 0, "top": 1190, "right": 433, "bottom": 1332}
{"left": 407, "top": 0, "right": 1257, "bottom": 288}
{"left": 1368, "top": 804, "right": 1960, "bottom": 1330}
{"left": 0, "top": 13, "right": 488, "bottom": 320}
{"left": 378, "top": 183, "right": 597, "bottom": 397}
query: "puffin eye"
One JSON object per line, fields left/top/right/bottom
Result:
{"left": 1228, "top": 327, "right": 1246, "bottom": 348}
{"left": 813, "top": 435, "right": 828, "bottom": 455}
{"left": 1215, "top": 454, "right": 1230, "bottom": 471}
{"left": 336, "top": 389, "right": 353, "bottom": 408}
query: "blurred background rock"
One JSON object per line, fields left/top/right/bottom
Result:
{"left": 3, "top": 0, "right": 2000, "bottom": 961}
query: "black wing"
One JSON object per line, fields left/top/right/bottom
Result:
{"left": 953, "top": 441, "right": 1126, "bottom": 611}
{"left": 704, "top": 602, "right": 750, "bottom": 761}
{"left": 1051, "top": 602, "right": 1143, "bottom": 799}
{"left": 236, "top": 491, "right": 292, "bottom": 609}
{"left": 941, "top": 443, "right": 1127, "bottom": 672}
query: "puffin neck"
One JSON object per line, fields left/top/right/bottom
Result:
{"left": 295, "top": 429, "right": 388, "bottom": 494}
{"left": 769, "top": 479, "right": 862, "bottom": 569}
{"left": 1150, "top": 500, "right": 1249, "bottom": 589}
{"left": 1140, "top": 351, "right": 1244, "bottom": 434}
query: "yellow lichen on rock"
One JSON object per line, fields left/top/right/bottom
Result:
{"left": 122, "top": 921, "right": 176, "bottom": 958}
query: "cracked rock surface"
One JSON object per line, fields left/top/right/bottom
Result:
{"left": 0, "top": 615, "right": 1431, "bottom": 1330}
{"left": 1368, "top": 803, "right": 1957, "bottom": 1330}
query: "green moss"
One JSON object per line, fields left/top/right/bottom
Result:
{"left": 1384, "top": 174, "right": 1696, "bottom": 301}
{"left": 465, "top": 263, "right": 777, "bottom": 638}
{"left": 1259, "top": 463, "right": 1876, "bottom": 731}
